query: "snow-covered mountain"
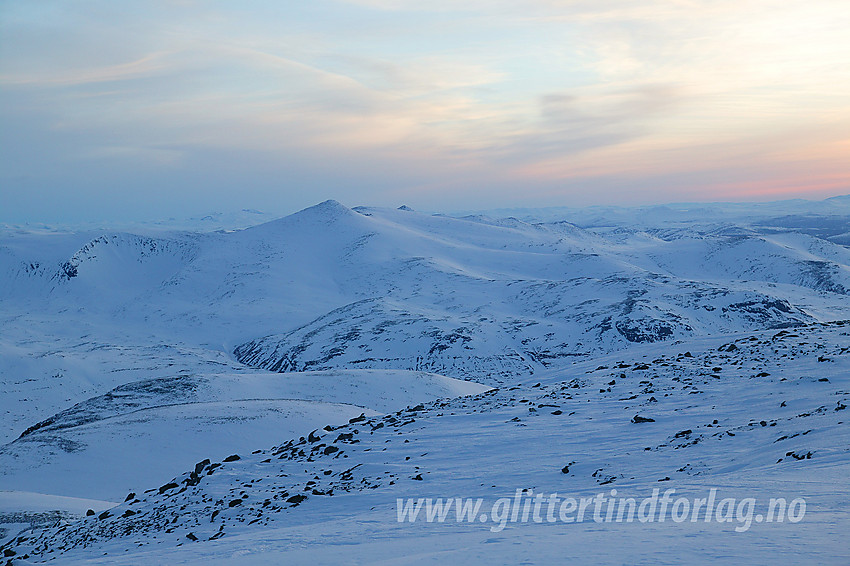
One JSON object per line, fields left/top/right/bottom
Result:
{"left": 1, "top": 198, "right": 848, "bottom": 564}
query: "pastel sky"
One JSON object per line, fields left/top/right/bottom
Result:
{"left": 2, "top": 0, "right": 849, "bottom": 223}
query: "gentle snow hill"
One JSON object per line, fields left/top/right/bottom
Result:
{"left": 231, "top": 205, "right": 850, "bottom": 381}
{"left": 0, "top": 370, "right": 488, "bottom": 501}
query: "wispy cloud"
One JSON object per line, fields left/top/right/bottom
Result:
{"left": 1, "top": 0, "right": 848, "bottom": 222}
{"left": 0, "top": 52, "right": 171, "bottom": 86}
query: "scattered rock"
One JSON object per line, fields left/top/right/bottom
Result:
{"left": 632, "top": 414, "right": 655, "bottom": 423}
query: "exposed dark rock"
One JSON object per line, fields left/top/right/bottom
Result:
{"left": 194, "top": 459, "right": 211, "bottom": 475}
{"left": 632, "top": 414, "right": 655, "bottom": 423}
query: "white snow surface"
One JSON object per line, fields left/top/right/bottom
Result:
{"left": 0, "top": 198, "right": 848, "bottom": 564}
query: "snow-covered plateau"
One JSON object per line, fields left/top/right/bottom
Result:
{"left": 1, "top": 197, "right": 849, "bottom": 564}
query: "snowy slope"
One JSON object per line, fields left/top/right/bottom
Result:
{"left": 0, "top": 370, "right": 487, "bottom": 501}
{"left": 0, "top": 197, "right": 849, "bottom": 564}
{"left": 4, "top": 321, "right": 848, "bottom": 564}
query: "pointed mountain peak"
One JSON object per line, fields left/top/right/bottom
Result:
{"left": 284, "top": 199, "right": 352, "bottom": 219}
{"left": 239, "top": 200, "right": 360, "bottom": 235}
{"left": 296, "top": 199, "right": 357, "bottom": 222}
{"left": 313, "top": 199, "right": 349, "bottom": 212}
